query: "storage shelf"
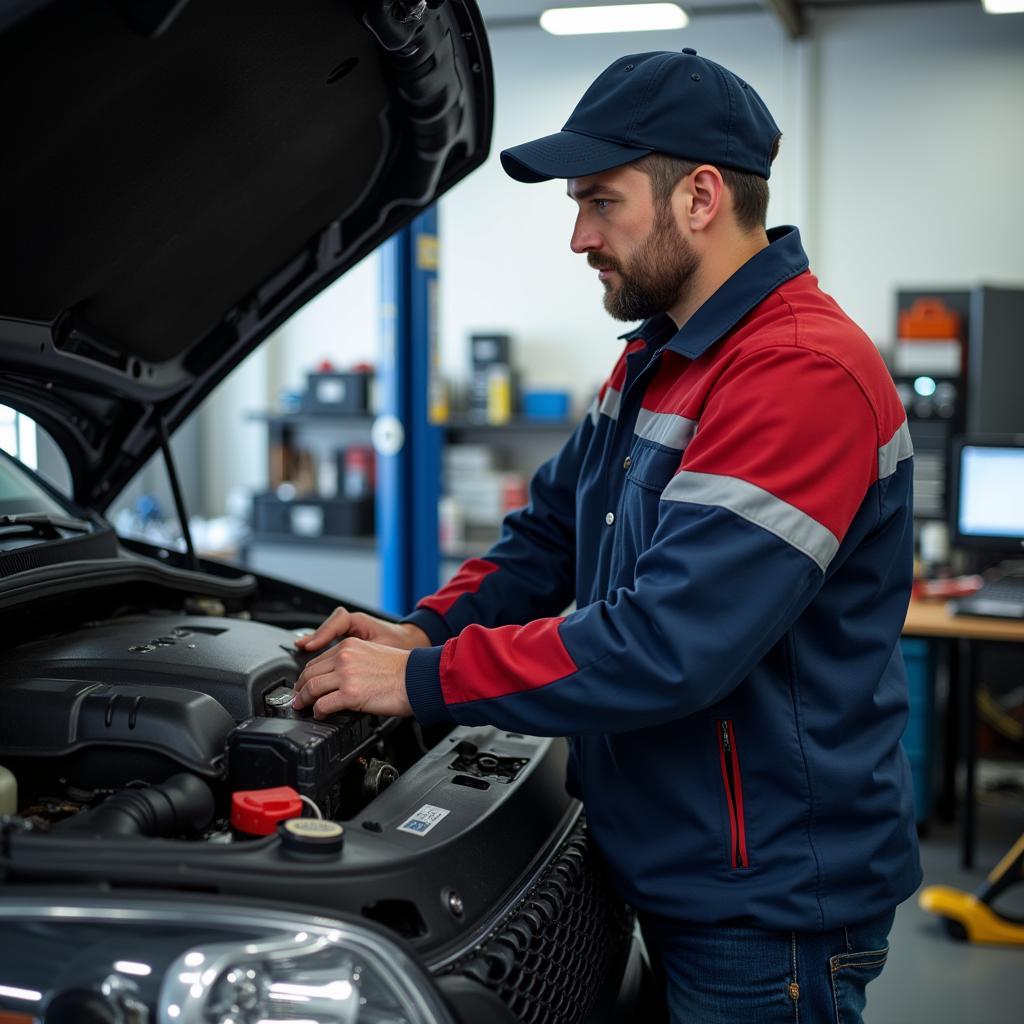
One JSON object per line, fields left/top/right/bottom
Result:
{"left": 445, "top": 417, "right": 573, "bottom": 433}
{"left": 246, "top": 411, "right": 374, "bottom": 426}
{"left": 246, "top": 531, "right": 376, "bottom": 551}
{"left": 247, "top": 411, "right": 574, "bottom": 432}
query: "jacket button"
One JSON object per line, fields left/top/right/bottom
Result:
{"left": 622, "top": 456, "right": 632, "bottom": 470}
{"left": 605, "top": 512, "right": 615, "bottom": 526}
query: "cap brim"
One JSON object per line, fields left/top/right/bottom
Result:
{"left": 500, "top": 129, "right": 651, "bottom": 183}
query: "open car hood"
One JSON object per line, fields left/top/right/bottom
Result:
{"left": 0, "top": 0, "right": 492, "bottom": 509}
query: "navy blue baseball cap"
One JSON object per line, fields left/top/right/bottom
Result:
{"left": 500, "top": 48, "right": 781, "bottom": 183}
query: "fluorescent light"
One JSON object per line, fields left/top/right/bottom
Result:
{"left": 982, "top": 0, "right": 1024, "bottom": 12}
{"left": 114, "top": 961, "right": 153, "bottom": 977}
{"left": 0, "top": 985, "right": 42, "bottom": 1001}
{"left": 541, "top": 4, "right": 689, "bottom": 36}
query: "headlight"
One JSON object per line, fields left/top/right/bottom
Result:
{"left": 161, "top": 925, "right": 423, "bottom": 1023}
{"left": 0, "top": 899, "right": 455, "bottom": 1024}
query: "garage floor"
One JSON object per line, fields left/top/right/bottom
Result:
{"left": 869, "top": 798, "right": 1024, "bottom": 1024}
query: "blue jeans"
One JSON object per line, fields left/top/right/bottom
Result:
{"left": 639, "top": 910, "right": 895, "bottom": 1024}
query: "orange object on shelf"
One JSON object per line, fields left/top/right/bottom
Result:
{"left": 898, "top": 298, "right": 962, "bottom": 340}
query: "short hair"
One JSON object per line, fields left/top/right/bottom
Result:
{"left": 634, "top": 135, "right": 781, "bottom": 232}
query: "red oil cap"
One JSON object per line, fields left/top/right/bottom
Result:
{"left": 231, "top": 786, "right": 303, "bottom": 836}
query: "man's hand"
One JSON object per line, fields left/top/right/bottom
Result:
{"left": 295, "top": 606, "right": 429, "bottom": 653}
{"left": 292, "top": 638, "right": 413, "bottom": 719}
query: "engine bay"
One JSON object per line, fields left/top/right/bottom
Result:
{"left": 0, "top": 562, "right": 582, "bottom": 960}
{"left": 0, "top": 611, "right": 412, "bottom": 839}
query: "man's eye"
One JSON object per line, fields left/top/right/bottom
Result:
{"left": 592, "top": 198, "right": 611, "bottom": 211}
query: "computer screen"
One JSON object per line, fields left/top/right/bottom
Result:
{"left": 952, "top": 437, "right": 1024, "bottom": 550}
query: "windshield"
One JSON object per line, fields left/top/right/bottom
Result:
{"left": 0, "top": 450, "right": 70, "bottom": 519}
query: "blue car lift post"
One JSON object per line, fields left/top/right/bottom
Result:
{"left": 376, "top": 207, "right": 442, "bottom": 617}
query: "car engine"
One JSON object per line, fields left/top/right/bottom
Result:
{"left": 0, "top": 587, "right": 640, "bottom": 1024}
{"left": 0, "top": 612, "right": 403, "bottom": 838}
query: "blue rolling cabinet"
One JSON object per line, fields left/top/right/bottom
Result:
{"left": 901, "top": 637, "right": 937, "bottom": 824}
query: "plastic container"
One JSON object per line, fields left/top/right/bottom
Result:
{"left": 0, "top": 764, "right": 16, "bottom": 816}
{"left": 251, "top": 492, "right": 375, "bottom": 539}
{"left": 522, "top": 389, "right": 570, "bottom": 421}
{"left": 342, "top": 446, "right": 375, "bottom": 499}
{"left": 501, "top": 473, "right": 529, "bottom": 513}
{"left": 439, "top": 496, "right": 465, "bottom": 554}
{"left": 486, "top": 365, "right": 512, "bottom": 424}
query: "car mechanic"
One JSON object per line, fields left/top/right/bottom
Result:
{"left": 292, "top": 49, "right": 922, "bottom": 1024}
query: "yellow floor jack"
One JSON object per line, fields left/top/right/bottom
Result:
{"left": 919, "top": 833, "right": 1024, "bottom": 944}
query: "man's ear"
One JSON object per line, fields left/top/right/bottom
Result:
{"left": 685, "top": 165, "right": 724, "bottom": 233}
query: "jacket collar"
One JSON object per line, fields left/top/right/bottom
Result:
{"left": 618, "top": 225, "right": 809, "bottom": 359}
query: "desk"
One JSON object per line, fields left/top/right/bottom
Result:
{"left": 904, "top": 599, "right": 1024, "bottom": 644}
{"left": 902, "top": 598, "right": 1024, "bottom": 867}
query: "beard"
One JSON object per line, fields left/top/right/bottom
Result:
{"left": 589, "top": 205, "right": 699, "bottom": 322}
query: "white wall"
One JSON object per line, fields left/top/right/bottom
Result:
{"left": 811, "top": 2, "right": 1024, "bottom": 343}
{"left": 198, "top": 340, "right": 271, "bottom": 518}
{"left": 441, "top": 2, "right": 1024, "bottom": 398}
{"left": 266, "top": 250, "right": 382, "bottom": 394}
{"left": 196, "top": 1, "right": 1024, "bottom": 513}
{"left": 438, "top": 12, "right": 794, "bottom": 413}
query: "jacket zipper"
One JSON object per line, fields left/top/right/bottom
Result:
{"left": 717, "top": 719, "right": 750, "bottom": 869}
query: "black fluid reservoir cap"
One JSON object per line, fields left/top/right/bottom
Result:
{"left": 277, "top": 817, "right": 345, "bottom": 856}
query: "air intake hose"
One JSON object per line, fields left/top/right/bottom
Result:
{"left": 59, "top": 773, "right": 214, "bottom": 837}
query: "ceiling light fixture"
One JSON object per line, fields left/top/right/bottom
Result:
{"left": 981, "top": 0, "right": 1024, "bottom": 13}
{"left": 540, "top": 3, "right": 689, "bottom": 36}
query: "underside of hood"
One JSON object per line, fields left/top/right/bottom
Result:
{"left": 0, "top": 0, "right": 492, "bottom": 508}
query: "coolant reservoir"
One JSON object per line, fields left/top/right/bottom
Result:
{"left": 0, "top": 764, "right": 17, "bottom": 815}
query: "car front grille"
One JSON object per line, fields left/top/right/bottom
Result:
{"left": 441, "top": 818, "right": 634, "bottom": 1024}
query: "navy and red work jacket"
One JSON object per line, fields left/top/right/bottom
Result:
{"left": 405, "top": 226, "right": 922, "bottom": 931}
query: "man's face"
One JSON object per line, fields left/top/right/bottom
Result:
{"left": 568, "top": 164, "right": 699, "bottom": 322}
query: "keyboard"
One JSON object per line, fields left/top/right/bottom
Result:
{"left": 954, "top": 577, "right": 1024, "bottom": 620}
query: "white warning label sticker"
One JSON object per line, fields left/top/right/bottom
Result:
{"left": 396, "top": 804, "right": 450, "bottom": 837}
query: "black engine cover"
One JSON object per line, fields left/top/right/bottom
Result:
{"left": 0, "top": 614, "right": 308, "bottom": 785}
{"left": 3, "top": 614, "right": 305, "bottom": 719}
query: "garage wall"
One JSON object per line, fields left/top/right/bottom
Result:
{"left": 437, "top": 12, "right": 794, "bottom": 413}
{"left": 196, "top": 1, "right": 1024, "bottom": 515}
{"left": 440, "top": 1, "right": 1024, "bottom": 405}
{"left": 265, "top": 251, "right": 382, "bottom": 394}
{"left": 811, "top": 2, "right": 1024, "bottom": 343}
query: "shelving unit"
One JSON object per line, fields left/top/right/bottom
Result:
{"left": 445, "top": 417, "right": 575, "bottom": 433}
{"left": 441, "top": 416, "right": 573, "bottom": 574}
{"left": 246, "top": 411, "right": 374, "bottom": 427}
{"left": 244, "top": 407, "right": 575, "bottom": 602}
{"left": 242, "top": 408, "right": 380, "bottom": 605}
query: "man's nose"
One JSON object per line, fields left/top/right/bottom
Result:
{"left": 570, "top": 214, "right": 601, "bottom": 255}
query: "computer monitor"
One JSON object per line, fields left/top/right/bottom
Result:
{"left": 950, "top": 435, "right": 1024, "bottom": 554}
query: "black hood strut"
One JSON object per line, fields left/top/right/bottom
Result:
{"left": 156, "top": 410, "right": 198, "bottom": 572}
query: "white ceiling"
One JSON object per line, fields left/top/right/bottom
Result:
{"left": 476, "top": 0, "right": 761, "bottom": 18}
{"left": 474, "top": 0, "right": 964, "bottom": 25}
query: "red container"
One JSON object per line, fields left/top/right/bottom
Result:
{"left": 501, "top": 473, "right": 529, "bottom": 513}
{"left": 342, "top": 445, "right": 376, "bottom": 499}
{"left": 231, "top": 785, "right": 303, "bottom": 836}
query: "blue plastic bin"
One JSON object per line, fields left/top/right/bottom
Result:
{"left": 522, "top": 389, "right": 571, "bottom": 421}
